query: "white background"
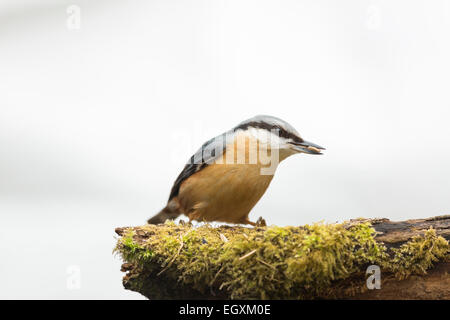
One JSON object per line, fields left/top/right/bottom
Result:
{"left": 1, "top": 0, "right": 449, "bottom": 299}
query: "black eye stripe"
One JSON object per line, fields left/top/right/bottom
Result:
{"left": 233, "top": 121, "right": 303, "bottom": 143}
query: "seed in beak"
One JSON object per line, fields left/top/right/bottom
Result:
{"left": 307, "top": 146, "right": 321, "bottom": 154}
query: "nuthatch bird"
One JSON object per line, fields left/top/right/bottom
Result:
{"left": 147, "top": 115, "right": 325, "bottom": 226}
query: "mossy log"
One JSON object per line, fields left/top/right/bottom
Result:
{"left": 115, "top": 215, "right": 450, "bottom": 300}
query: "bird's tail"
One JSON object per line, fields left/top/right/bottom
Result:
{"left": 147, "top": 204, "right": 181, "bottom": 224}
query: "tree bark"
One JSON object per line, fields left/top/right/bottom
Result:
{"left": 344, "top": 215, "right": 450, "bottom": 299}
{"left": 116, "top": 215, "right": 450, "bottom": 300}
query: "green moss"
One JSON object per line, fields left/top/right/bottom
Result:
{"left": 115, "top": 222, "right": 449, "bottom": 299}
{"left": 381, "top": 228, "right": 449, "bottom": 280}
{"left": 119, "top": 230, "right": 154, "bottom": 263}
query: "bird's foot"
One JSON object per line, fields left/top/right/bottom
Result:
{"left": 243, "top": 217, "right": 267, "bottom": 227}
{"left": 256, "top": 216, "right": 267, "bottom": 227}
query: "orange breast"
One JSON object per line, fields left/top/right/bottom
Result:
{"left": 176, "top": 134, "right": 276, "bottom": 223}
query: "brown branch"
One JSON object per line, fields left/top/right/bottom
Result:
{"left": 116, "top": 215, "right": 450, "bottom": 300}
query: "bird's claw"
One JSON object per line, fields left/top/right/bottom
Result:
{"left": 256, "top": 217, "right": 267, "bottom": 227}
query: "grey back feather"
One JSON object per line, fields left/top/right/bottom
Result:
{"left": 168, "top": 131, "right": 234, "bottom": 200}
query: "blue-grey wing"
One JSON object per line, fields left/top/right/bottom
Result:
{"left": 168, "top": 131, "right": 234, "bottom": 200}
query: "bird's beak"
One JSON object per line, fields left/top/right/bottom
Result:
{"left": 290, "top": 140, "right": 326, "bottom": 155}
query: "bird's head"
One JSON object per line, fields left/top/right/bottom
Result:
{"left": 233, "top": 115, "right": 325, "bottom": 161}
